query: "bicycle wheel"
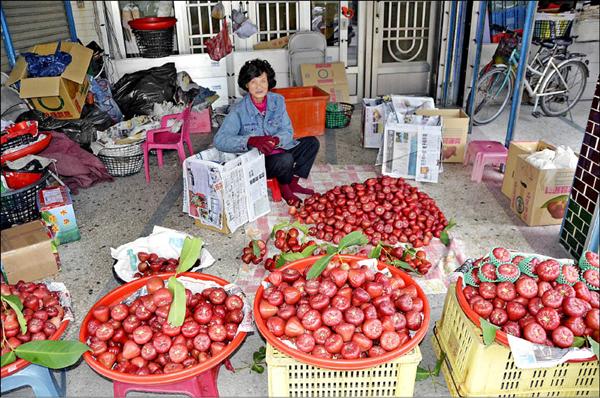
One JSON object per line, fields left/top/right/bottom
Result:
{"left": 470, "top": 67, "right": 513, "bottom": 125}
{"left": 539, "top": 60, "right": 587, "bottom": 117}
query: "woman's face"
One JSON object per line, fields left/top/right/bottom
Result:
{"left": 247, "top": 72, "right": 269, "bottom": 102}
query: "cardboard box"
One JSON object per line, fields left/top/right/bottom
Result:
{"left": 417, "top": 109, "right": 469, "bottom": 163}
{"left": 183, "top": 148, "right": 270, "bottom": 234}
{"left": 511, "top": 150, "right": 577, "bottom": 226}
{"left": 501, "top": 141, "right": 552, "bottom": 198}
{"left": 6, "top": 41, "right": 93, "bottom": 120}
{"left": 381, "top": 113, "right": 443, "bottom": 183}
{"left": 1, "top": 221, "right": 60, "bottom": 283}
{"left": 253, "top": 36, "right": 290, "bottom": 50}
{"left": 300, "top": 62, "right": 349, "bottom": 102}
{"left": 362, "top": 98, "right": 391, "bottom": 149}
{"left": 38, "top": 186, "right": 80, "bottom": 245}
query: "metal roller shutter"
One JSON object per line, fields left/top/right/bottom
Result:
{"left": 1, "top": 1, "right": 71, "bottom": 73}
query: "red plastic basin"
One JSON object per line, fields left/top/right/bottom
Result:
{"left": 79, "top": 272, "right": 247, "bottom": 385}
{"left": 128, "top": 17, "right": 177, "bottom": 31}
{"left": 254, "top": 255, "right": 430, "bottom": 370}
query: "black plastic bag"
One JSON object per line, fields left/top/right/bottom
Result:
{"left": 112, "top": 63, "right": 177, "bottom": 119}
{"left": 15, "top": 105, "right": 114, "bottom": 148}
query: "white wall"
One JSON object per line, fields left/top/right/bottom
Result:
{"left": 71, "top": 1, "right": 100, "bottom": 46}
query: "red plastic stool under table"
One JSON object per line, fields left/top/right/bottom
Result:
{"left": 113, "top": 366, "right": 219, "bottom": 398}
{"left": 267, "top": 178, "right": 282, "bottom": 202}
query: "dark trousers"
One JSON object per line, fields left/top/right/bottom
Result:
{"left": 265, "top": 137, "right": 319, "bottom": 184}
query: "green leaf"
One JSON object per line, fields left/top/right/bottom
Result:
{"left": 415, "top": 366, "right": 432, "bottom": 381}
{"left": 444, "top": 218, "right": 457, "bottom": 231}
{"left": 1, "top": 351, "right": 17, "bottom": 367}
{"left": 541, "top": 195, "right": 569, "bottom": 209}
{"left": 281, "top": 245, "right": 317, "bottom": 263}
{"left": 291, "top": 220, "right": 310, "bottom": 236}
{"left": 440, "top": 230, "right": 450, "bottom": 246}
{"left": 1, "top": 294, "right": 23, "bottom": 311}
{"left": 403, "top": 247, "right": 417, "bottom": 257}
{"left": 480, "top": 318, "right": 499, "bottom": 346}
{"left": 325, "top": 245, "right": 338, "bottom": 255}
{"left": 258, "top": 346, "right": 266, "bottom": 354}
{"left": 253, "top": 351, "right": 265, "bottom": 363}
{"left": 572, "top": 336, "right": 586, "bottom": 348}
{"left": 177, "top": 237, "right": 204, "bottom": 273}
{"left": 2, "top": 295, "right": 27, "bottom": 334}
{"left": 587, "top": 336, "right": 599, "bottom": 359}
{"left": 271, "top": 221, "right": 290, "bottom": 238}
{"left": 167, "top": 277, "right": 186, "bottom": 327}
{"left": 433, "top": 352, "right": 446, "bottom": 376}
{"left": 275, "top": 255, "right": 287, "bottom": 269}
{"left": 307, "top": 253, "right": 335, "bottom": 280}
{"left": 369, "top": 243, "right": 383, "bottom": 259}
{"left": 252, "top": 240, "right": 261, "bottom": 258}
{"left": 338, "top": 231, "right": 369, "bottom": 251}
{"left": 251, "top": 363, "right": 265, "bottom": 373}
{"left": 15, "top": 340, "right": 90, "bottom": 369}
{"left": 390, "top": 260, "right": 415, "bottom": 272}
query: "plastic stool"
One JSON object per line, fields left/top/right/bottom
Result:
{"left": 1, "top": 363, "right": 66, "bottom": 397}
{"left": 113, "top": 366, "right": 219, "bottom": 398}
{"left": 464, "top": 140, "right": 508, "bottom": 183}
{"left": 267, "top": 178, "right": 282, "bottom": 202}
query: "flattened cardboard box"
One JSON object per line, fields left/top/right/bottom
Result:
{"left": 502, "top": 140, "right": 554, "bottom": 199}
{"left": 300, "top": 62, "right": 350, "bottom": 103}
{"left": 6, "top": 41, "right": 93, "bottom": 120}
{"left": 511, "top": 152, "right": 576, "bottom": 226}
{"left": 253, "top": 36, "right": 289, "bottom": 50}
{"left": 416, "top": 109, "right": 469, "bottom": 163}
{"left": 1, "top": 221, "right": 60, "bottom": 284}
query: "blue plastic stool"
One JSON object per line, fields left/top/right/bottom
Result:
{"left": 1, "top": 363, "right": 66, "bottom": 397}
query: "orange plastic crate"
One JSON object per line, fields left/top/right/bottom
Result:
{"left": 272, "top": 86, "right": 330, "bottom": 138}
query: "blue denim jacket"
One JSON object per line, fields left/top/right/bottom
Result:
{"left": 214, "top": 92, "right": 299, "bottom": 153}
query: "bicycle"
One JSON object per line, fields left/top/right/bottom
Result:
{"left": 469, "top": 25, "right": 589, "bottom": 125}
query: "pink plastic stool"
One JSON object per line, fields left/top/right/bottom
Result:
{"left": 267, "top": 178, "right": 282, "bottom": 202}
{"left": 113, "top": 366, "right": 219, "bottom": 398}
{"left": 189, "top": 108, "right": 212, "bottom": 134}
{"left": 464, "top": 140, "right": 508, "bottom": 183}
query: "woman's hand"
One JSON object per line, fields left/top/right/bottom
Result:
{"left": 247, "top": 136, "right": 278, "bottom": 155}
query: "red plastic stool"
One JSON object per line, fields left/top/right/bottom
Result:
{"left": 113, "top": 366, "right": 219, "bottom": 398}
{"left": 267, "top": 178, "right": 282, "bottom": 202}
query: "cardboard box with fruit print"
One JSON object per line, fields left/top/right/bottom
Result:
{"left": 511, "top": 152, "right": 577, "bottom": 226}
{"left": 38, "top": 186, "right": 80, "bottom": 245}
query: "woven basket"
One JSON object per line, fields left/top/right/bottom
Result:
{"left": 98, "top": 143, "right": 144, "bottom": 177}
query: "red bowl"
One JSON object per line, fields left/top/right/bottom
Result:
{"left": 1, "top": 133, "right": 52, "bottom": 165}
{"left": 254, "top": 255, "right": 430, "bottom": 370}
{"left": 455, "top": 277, "right": 596, "bottom": 361}
{"left": 3, "top": 171, "right": 44, "bottom": 189}
{"left": 79, "top": 272, "right": 247, "bottom": 385}
{"left": 1, "top": 319, "right": 70, "bottom": 378}
{"left": 128, "top": 17, "right": 177, "bottom": 31}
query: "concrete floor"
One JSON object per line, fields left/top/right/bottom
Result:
{"left": 3, "top": 99, "right": 589, "bottom": 397}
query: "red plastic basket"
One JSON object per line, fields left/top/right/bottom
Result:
{"left": 79, "top": 272, "right": 247, "bottom": 385}
{"left": 254, "top": 255, "right": 430, "bottom": 370}
{"left": 1, "top": 320, "right": 70, "bottom": 378}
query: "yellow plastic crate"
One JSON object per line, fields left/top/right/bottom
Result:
{"left": 266, "top": 343, "right": 422, "bottom": 397}
{"left": 431, "top": 285, "right": 599, "bottom": 397}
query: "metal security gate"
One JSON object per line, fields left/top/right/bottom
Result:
{"left": 365, "top": 1, "right": 440, "bottom": 97}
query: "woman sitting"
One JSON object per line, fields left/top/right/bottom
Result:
{"left": 214, "top": 59, "right": 319, "bottom": 206}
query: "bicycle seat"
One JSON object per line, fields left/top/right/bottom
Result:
{"left": 535, "top": 37, "right": 573, "bottom": 49}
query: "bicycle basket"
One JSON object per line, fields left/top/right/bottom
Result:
{"left": 494, "top": 35, "right": 519, "bottom": 59}
{"left": 533, "top": 13, "right": 575, "bottom": 40}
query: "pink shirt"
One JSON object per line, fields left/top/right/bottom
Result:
{"left": 251, "top": 96, "right": 267, "bottom": 115}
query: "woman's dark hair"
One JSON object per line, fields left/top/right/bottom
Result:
{"left": 238, "top": 59, "right": 276, "bottom": 91}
